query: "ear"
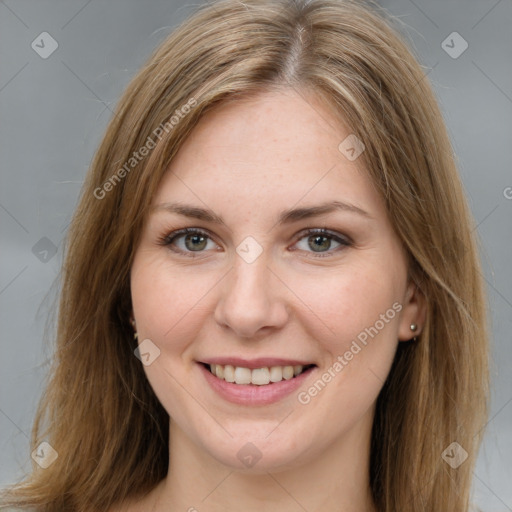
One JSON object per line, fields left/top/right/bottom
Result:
{"left": 398, "top": 279, "right": 427, "bottom": 342}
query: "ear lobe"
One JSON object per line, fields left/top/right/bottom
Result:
{"left": 398, "top": 281, "right": 427, "bottom": 342}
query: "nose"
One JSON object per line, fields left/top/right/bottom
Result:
{"left": 213, "top": 254, "right": 289, "bottom": 339}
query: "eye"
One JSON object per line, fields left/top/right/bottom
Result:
{"left": 158, "top": 228, "right": 219, "bottom": 257}
{"left": 158, "top": 227, "right": 352, "bottom": 258}
{"left": 291, "top": 228, "right": 351, "bottom": 257}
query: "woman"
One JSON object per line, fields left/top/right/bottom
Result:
{"left": 0, "top": 0, "right": 489, "bottom": 510}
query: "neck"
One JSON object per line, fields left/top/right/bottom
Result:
{"left": 152, "top": 407, "right": 377, "bottom": 512}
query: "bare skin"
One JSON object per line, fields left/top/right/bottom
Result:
{"left": 115, "top": 88, "right": 425, "bottom": 512}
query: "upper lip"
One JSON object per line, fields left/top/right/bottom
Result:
{"left": 199, "top": 357, "right": 316, "bottom": 369}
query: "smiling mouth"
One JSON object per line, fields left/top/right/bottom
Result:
{"left": 201, "top": 362, "right": 317, "bottom": 386}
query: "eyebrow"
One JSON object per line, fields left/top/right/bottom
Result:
{"left": 152, "top": 200, "right": 371, "bottom": 225}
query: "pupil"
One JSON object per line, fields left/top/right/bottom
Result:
{"left": 185, "top": 234, "right": 207, "bottom": 251}
{"left": 309, "top": 235, "right": 330, "bottom": 252}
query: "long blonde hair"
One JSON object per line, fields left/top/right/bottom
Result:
{"left": 1, "top": 0, "right": 488, "bottom": 510}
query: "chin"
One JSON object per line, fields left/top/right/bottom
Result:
{"left": 193, "top": 425, "right": 317, "bottom": 474}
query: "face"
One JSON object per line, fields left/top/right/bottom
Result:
{"left": 130, "top": 89, "right": 422, "bottom": 472}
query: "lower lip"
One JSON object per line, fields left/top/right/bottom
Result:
{"left": 198, "top": 363, "right": 316, "bottom": 406}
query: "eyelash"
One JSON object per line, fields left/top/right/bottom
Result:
{"left": 157, "top": 227, "right": 352, "bottom": 259}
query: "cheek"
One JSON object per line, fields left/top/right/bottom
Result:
{"left": 130, "top": 253, "right": 217, "bottom": 420}
{"left": 288, "top": 263, "right": 402, "bottom": 353}
{"left": 291, "top": 269, "right": 401, "bottom": 430}
{"left": 130, "top": 252, "right": 217, "bottom": 348}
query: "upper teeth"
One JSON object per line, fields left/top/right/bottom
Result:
{"left": 209, "top": 364, "right": 306, "bottom": 385}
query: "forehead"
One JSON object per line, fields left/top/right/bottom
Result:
{"left": 154, "top": 89, "right": 383, "bottom": 218}
{"left": 174, "top": 89, "right": 346, "bottom": 168}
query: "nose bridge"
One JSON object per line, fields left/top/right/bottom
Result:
{"left": 232, "top": 252, "right": 270, "bottom": 298}
{"left": 214, "top": 248, "right": 288, "bottom": 337}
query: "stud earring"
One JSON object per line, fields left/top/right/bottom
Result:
{"left": 130, "top": 318, "right": 138, "bottom": 340}
{"left": 410, "top": 324, "right": 417, "bottom": 332}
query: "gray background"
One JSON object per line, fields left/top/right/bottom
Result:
{"left": 0, "top": 0, "right": 511, "bottom": 510}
